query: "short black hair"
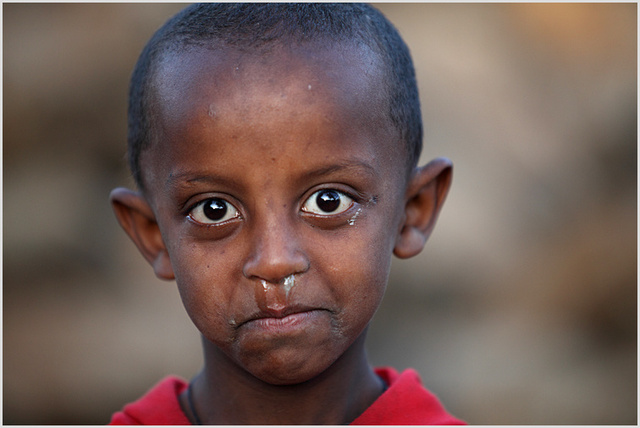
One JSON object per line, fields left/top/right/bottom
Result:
{"left": 128, "top": 3, "right": 422, "bottom": 190}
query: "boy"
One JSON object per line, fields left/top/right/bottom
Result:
{"left": 109, "top": 3, "right": 463, "bottom": 425}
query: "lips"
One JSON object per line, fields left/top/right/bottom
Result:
{"left": 237, "top": 306, "right": 328, "bottom": 334}
{"left": 241, "top": 304, "right": 316, "bottom": 324}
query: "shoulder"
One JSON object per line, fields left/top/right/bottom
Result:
{"left": 351, "top": 367, "right": 466, "bottom": 425}
{"left": 109, "top": 376, "right": 191, "bottom": 425}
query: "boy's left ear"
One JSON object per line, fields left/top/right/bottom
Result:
{"left": 394, "top": 157, "right": 452, "bottom": 259}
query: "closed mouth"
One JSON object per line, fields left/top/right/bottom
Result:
{"left": 237, "top": 306, "right": 328, "bottom": 331}
{"left": 243, "top": 305, "right": 316, "bottom": 323}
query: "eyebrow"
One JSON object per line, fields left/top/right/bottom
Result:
{"left": 165, "top": 159, "right": 377, "bottom": 190}
{"left": 165, "top": 171, "right": 236, "bottom": 190}
{"left": 301, "top": 160, "right": 377, "bottom": 180}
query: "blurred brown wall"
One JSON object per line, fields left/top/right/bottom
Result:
{"left": 3, "top": 3, "right": 636, "bottom": 424}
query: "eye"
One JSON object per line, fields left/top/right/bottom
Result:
{"left": 302, "top": 189, "right": 353, "bottom": 215}
{"left": 189, "top": 198, "right": 240, "bottom": 225}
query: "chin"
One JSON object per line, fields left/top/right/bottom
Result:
{"left": 254, "top": 371, "right": 313, "bottom": 386}
{"left": 244, "top": 349, "right": 337, "bottom": 386}
{"left": 249, "top": 363, "right": 327, "bottom": 386}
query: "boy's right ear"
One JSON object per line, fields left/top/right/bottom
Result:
{"left": 109, "top": 188, "right": 175, "bottom": 280}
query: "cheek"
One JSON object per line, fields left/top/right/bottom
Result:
{"left": 167, "top": 240, "right": 240, "bottom": 338}
{"left": 345, "top": 204, "right": 401, "bottom": 304}
{"left": 318, "top": 222, "right": 395, "bottom": 325}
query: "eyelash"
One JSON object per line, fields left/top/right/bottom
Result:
{"left": 301, "top": 189, "right": 354, "bottom": 216}
{"left": 186, "top": 188, "right": 359, "bottom": 226}
{"left": 188, "top": 197, "right": 241, "bottom": 226}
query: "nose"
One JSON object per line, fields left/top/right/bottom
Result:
{"left": 242, "top": 212, "right": 310, "bottom": 284}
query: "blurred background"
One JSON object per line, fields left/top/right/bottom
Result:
{"left": 3, "top": 3, "right": 636, "bottom": 424}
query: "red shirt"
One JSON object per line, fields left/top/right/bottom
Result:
{"left": 110, "top": 367, "right": 465, "bottom": 425}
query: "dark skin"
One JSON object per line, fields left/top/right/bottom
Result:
{"left": 110, "top": 41, "right": 452, "bottom": 424}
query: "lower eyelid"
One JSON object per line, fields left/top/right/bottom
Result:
{"left": 188, "top": 199, "right": 241, "bottom": 225}
{"left": 302, "top": 190, "right": 355, "bottom": 215}
{"left": 187, "top": 212, "right": 242, "bottom": 228}
{"left": 301, "top": 201, "right": 358, "bottom": 218}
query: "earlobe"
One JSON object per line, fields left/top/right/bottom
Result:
{"left": 110, "top": 187, "right": 175, "bottom": 280}
{"left": 394, "top": 158, "right": 452, "bottom": 259}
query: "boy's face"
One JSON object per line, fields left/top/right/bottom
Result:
{"left": 140, "top": 43, "right": 409, "bottom": 384}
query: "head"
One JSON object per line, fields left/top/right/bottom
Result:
{"left": 128, "top": 3, "right": 424, "bottom": 191}
{"left": 111, "top": 3, "right": 452, "bottom": 386}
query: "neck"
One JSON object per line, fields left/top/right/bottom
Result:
{"left": 184, "top": 331, "right": 384, "bottom": 425}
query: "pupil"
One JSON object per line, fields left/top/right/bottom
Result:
{"left": 316, "top": 190, "right": 341, "bottom": 212}
{"left": 203, "top": 199, "right": 227, "bottom": 221}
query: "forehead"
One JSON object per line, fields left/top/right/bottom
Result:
{"left": 143, "top": 41, "right": 403, "bottom": 194}
{"left": 153, "top": 41, "right": 389, "bottom": 130}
